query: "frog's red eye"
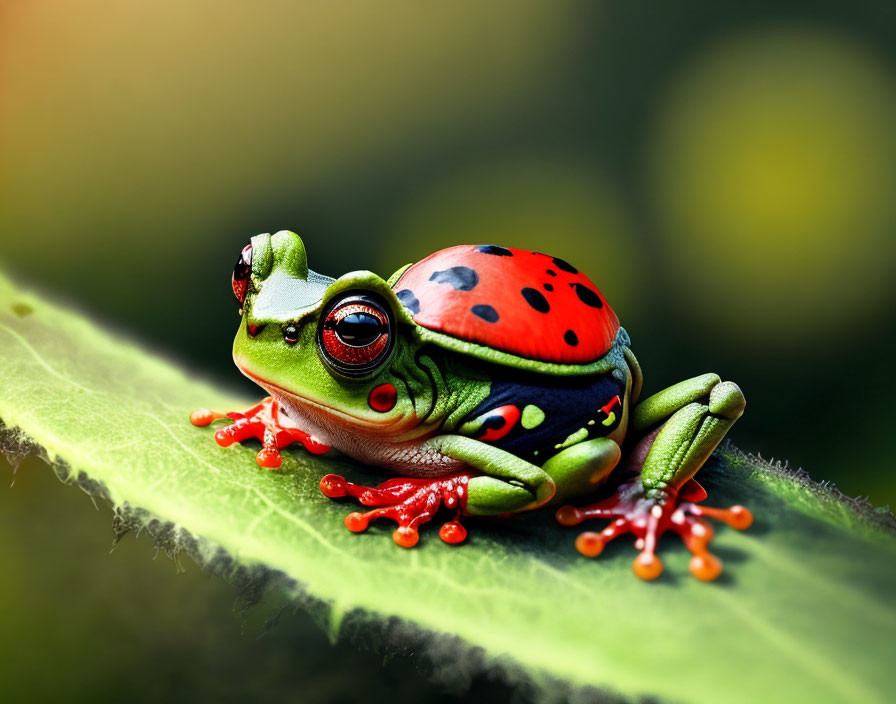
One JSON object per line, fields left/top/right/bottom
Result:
{"left": 232, "top": 244, "right": 252, "bottom": 307}
{"left": 318, "top": 293, "right": 394, "bottom": 377}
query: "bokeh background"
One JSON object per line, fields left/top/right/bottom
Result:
{"left": 2, "top": 1, "right": 895, "bottom": 701}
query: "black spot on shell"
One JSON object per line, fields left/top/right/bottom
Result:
{"left": 543, "top": 283, "right": 554, "bottom": 292}
{"left": 396, "top": 289, "right": 420, "bottom": 315}
{"left": 571, "top": 283, "right": 603, "bottom": 308}
{"left": 521, "top": 287, "right": 550, "bottom": 313}
{"left": 546, "top": 269, "right": 557, "bottom": 277}
{"left": 552, "top": 257, "right": 578, "bottom": 274}
{"left": 477, "top": 245, "right": 513, "bottom": 256}
{"left": 564, "top": 329, "right": 579, "bottom": 346}
{"left": 471, "top": 304, "right": 499, "bottom": 323}
{"left": 429, "top": 266, "right": 479, "bottom": 291}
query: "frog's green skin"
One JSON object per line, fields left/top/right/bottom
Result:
{"left": 201, "top": 230, "right": 751, "bottom": 580}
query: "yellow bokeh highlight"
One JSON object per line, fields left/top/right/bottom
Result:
{"left": 384, "top": 158, "right": 640, "bottom": 316}
{"left": 649, "top": 30, "right": 896, "bottom": 344}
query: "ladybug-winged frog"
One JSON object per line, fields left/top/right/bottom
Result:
{"left": 192, "top": 231, "right": 752, "bottom": 581}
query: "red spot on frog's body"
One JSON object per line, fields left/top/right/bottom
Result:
{"left": 368, "top": 383, "right": 398, "bottom": 412}
{"left": 319, "top": 471, "right": 474, "bottom": 547}
{"left": 556, "top": 478, "right": 752, "bottom": 581}
{"left": 477, "top": 404, "right": 521, "bottom": 442}
{"left": 191, "top": 397, "right": 330, "bottom": 469}
{"left": 601, "top": 395, "right": 621, "bottom": 415}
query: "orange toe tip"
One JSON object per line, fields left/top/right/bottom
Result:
{"left": 319, "top": 474, "right": 347, "bottom": 498}
{"left": 439, "top": 522, "right": 467, "bottom": 545}
{"left": 345, "top": 512, "right": 369, "bottom": 533}
{"left": 633, "top": 552, "right": 664, "bottom": 580}
{"left": 393, "top": 526, "right": 419, "bottom": 548}
{"left": 728, "top": 506, "right": 753, "bottom": 530}
{"left": 214, "top": 429, "right": 233, "bottom": 447}
{"left": 555, "top": 505, "right": 581, "bottom": 526}
{"left": 255, "top": 448, "right": 282, "bottom": 469}
{"left": 575, "top": 531, "right": 604, "bottom": 558}
{"left": 190, "top": 409, "right": 215, "bottom": 426}
{"left": 690, "top": 554, "right": 723, "bottom": 581}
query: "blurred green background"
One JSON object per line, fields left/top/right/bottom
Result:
{"left": 2, "top": 1, "right": 895, "bottom": 701}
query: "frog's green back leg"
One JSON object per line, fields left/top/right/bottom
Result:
{"left": 425, "top": 434, "right": 622, "bottom": 513}
{"left": 541, "top": 438, "right": 621, "bottom": 505}
{"left": 631, "top": 374, "right": 745, "bottom": 498}
{"left": 423, "top": 435, "right": 556, "bottom": 515}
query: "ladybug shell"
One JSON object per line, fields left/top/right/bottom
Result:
{"left": 392, "top": 245, "right": 619, "bottom": 365}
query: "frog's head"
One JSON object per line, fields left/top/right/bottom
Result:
{"left": 230, "top": 231, "right": 428, "bottom": 439}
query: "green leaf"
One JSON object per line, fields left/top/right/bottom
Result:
{"left": 1, "top": 272, "right": 894, "bottom": 704}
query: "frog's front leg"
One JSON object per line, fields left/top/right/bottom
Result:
{"left": 319, "top": 435, "right": 556, "bottom": 548}
{"left": 557, "top": 374, "right": 753, "bottom": 581}
{"left": 191, "top": 397, "right": 331, "bottom": 469}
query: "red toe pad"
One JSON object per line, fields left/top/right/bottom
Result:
{"left": 320, "top": 472, "right": 474, "bottom": 548}
{"left": 191, "top": 397, "right": 330, "bottom": 468}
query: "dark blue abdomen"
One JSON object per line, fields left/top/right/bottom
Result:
{"left": 460, "top": 371, "right": 625, "bottom": 463}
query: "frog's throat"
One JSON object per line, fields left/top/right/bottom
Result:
{"left": 245, "top": 370, "right": 430, "bottom": 440}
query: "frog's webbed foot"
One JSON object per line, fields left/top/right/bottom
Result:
{"left": 556, "top": 479, "right": 752, "bottom": 581}
{"left": 190, "top": 397, "right": 330, "bottom": 469}
{"left": 319, "top": 472, "right": 474, "bottom": 548}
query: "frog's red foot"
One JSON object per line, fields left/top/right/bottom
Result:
{"left": 190, "top": 397, "right": 330, "bottom": 469}
{"left": 556, "top": 479, "right": 752, "bottom": 581}
{"left": 319, "top": 472, "right": 473, "bottom": 548}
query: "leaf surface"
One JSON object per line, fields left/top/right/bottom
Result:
{"left": 1, "top": 274, "right": 894, "bottom": 704}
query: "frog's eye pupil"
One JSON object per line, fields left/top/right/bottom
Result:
{"left": 318, "top": 294, "right": 394, "bottom": 377}
{"left": 232, "top": 244, "right": 253, "bottom": 307}
{"left": 283, "top": 324, "right": 300, "bottom": 345}
{"left": 334, "top": 313, "right": 383, "bottom": 346}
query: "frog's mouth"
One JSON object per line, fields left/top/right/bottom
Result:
{"left": 239, "top": 367, "right": 423, "bottom": 437}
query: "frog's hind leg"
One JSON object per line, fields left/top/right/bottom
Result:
{"left": 557, "top": 374, "right": 753, "bottom": 581}
{"left": 540, "top": 438, "right": 621, "bottom": 505}
{"left": 633, "top": 374, "right": 746, "bottom": 497}
{"left": 320, "top": 435, "right": 556, "bottom": 548}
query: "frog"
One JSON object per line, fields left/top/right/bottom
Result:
{"left": 191, "top": 230, "right": 752, "bottom": 581}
